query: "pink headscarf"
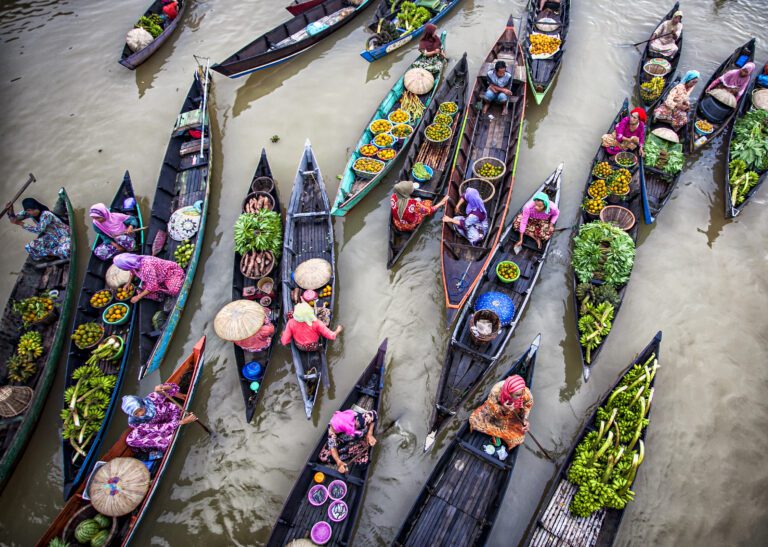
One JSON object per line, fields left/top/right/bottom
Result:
{"left": 709, "top": 62, "right": 756, "bottom": 99}
{"left": 499, "top": 375, "right": 527, "bottom": 408}
{"left": 330, "top": 410, "right": 362, "bottom": 437}
{"left": 113, "top": 253, "right": 145, "bottom": 273}
{"left": 89, "top": 203, "right": 131, "bottom": 238}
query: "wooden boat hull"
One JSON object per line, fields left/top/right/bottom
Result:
{"left": 523, "top": 0, "right": 571, "bottom": 104}
{"left": 212, "top": 0, "right": 374, "bottom": 78}
{"left": 38, "top": 337, "right": 206, "bottom": 547}
{"left": 426, "top": 166, "right": 561, "bottom": 450}
{"left": 282, "top": 140, "right": 336, "bottom": 419}
{"left": 266, "top": 340, "right": 387, "bottom": 546}
{"left": 0, "top": 188, "right": 76, "bottom": 493}
{"left": 60, "top": 175, "right": 144, "bottom": 499}
{"left": 440, "top": 16, "right": 526, "bottom": 324}
{"left": 118, "top": 0, "right": 188, "bottom": 69}
{"left": 286, "top": 0, "right": 325, "bottom": 16}
{"left": 635, "top": 2, "right": 683, "bottom": 112}
{"left": 527, "top": 332, "right": 662, "bottom": 547}
{"left": 394, "top": 335, "right": 540, "bottom": 546}
{"left": 359, "top": 0, "right": 462, "bottom": 62}
{"left": 138, "top": 67, "right": 212, "bottom": 379}
{"left": 388, "top": 53, "right": 470, "bottom": 269}
{"left": 231, "top": 149, "right": 282, "bottom": 423}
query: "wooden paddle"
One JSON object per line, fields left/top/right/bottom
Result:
{"left": 508, "top": 410, "right": 557, "bottom": 462}
{"left": 1, "top": 173, "right": 36, "bottom": 218}
{"left": 161, "top": 392, "right": 213, "bottom": 435}
{"left": 615, "top": 30, "right": 678, "bottom": 49}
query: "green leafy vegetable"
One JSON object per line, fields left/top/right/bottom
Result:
{"left": 729, "top": 158, "right": 760, "bottom": 205}
{"left": 136, "top": 14, "right": 164, "bottom": 39}
{"left": 233, "top": 210, "right": 282, "bottom": 257}
{"left": 397, "top": 2, "right": 432, "bottom": 31}
{"left": 731, "top": 108, "right": 768, "bottom": 172}
{"left": 571, "top": 221, "right": 635, "bottom": 286}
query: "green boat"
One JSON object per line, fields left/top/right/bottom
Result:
{"left": 522, "top": 0, "right": 570, "bottom": 105}
{"left": 331, "top": 34, "right": 447, "bottom": 216}
{"left": 0, "top": 187, "right": 77, "bottom": 492}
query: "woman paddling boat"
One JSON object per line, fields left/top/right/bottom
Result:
{"left": 648, "top": 9, "right": 683, "bottom": 58}
{"left": 6, "top": 198, "right": 71, "bottom": 261}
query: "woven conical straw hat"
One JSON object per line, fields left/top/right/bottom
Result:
{"left": 294, "top": 259, "right": 332, "bottom": 291}
{"left": 214, "top": 300, "right": 266, "bottom": 342}
{"left": 88, "top": 457, "right": 150, "bottom": 516}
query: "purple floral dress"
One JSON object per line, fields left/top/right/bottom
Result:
{"left": 126, "top": 383, "right": 182, "bottom": 452}
{"left": 16, "top": 210, "right": 71, "bottom": 260}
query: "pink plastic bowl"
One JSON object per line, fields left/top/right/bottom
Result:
{"left": 311, "top": 521, "right": 332, "bottom": 545}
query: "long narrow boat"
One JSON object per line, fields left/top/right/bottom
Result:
{"left": 211, "top": 0, "right": 375, "bottom": 78}
{"left": 119, "top": 0, "right": 188, "bottom": 69}
{"left": 331, "top": 40, "right": 447, "bottom": 216}
{"left": 61, "top": 174, "right": 144, "bottom": 499}
{"left": 394, "top": 335, "right": 540, "bottom": 546}
{"left": 266, "top": 340, "right": 387, "bottom": 546}
{"left": 388, "top": 53, "right": 470, "bottom": 269}
{"left": 425, "top": 166, "right": 561, "bottom": 451}
{"left": 724, "top": 62, "right": 767, "bottom": 218}
{"left": 138, "top": 65, "right": 211, "bottom": 380}
{"left": 522, "top": 0, "right": 570, "bottom": 104}
{"left": 687, "top": 38, "right": 756, "bottom": 153}
{"left": 38, "top": 337, "right": 206, "bottom": 547}
{"left": 573, "top": 98, "right": 642, "bottom": 381}
{"left": 286, "top": 0, "right": 325, "bottom": 16}
{"left": 282, "top": 140, "right": 336, "bottom": 419}
{"left": 0, "top": 188, "right": 76, "bottom": 493}
{"left": 527, "top": 332, "right": 662, "bottom": 547}
{"left": 231, "top": 150, "right": 282, "bottom": 423}
{"left": 635, "top": 2, "right": 683, "bottom": 112}
{"left": 440, "top": 15, "right": 526, "bottom": 325}
{"left": 360, "top": 0, "right": 462, "bottom": 62}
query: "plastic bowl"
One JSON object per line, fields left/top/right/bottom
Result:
{"left": 387, "top": 109, "right": 411, "bottom": 125}
{"left": 308, "top": 484, "right": 329, "bottom": 506}
{"left": 694, "top": 119, "right": 714, "bottom": 136}
{"left": 328, "top": 480, "right": 347, "bottom": 500}
{"left": 100, "top": 335, "right": 125, "bottom": 362}
{"left": 102, "top": 302, "right": 131, "bottom": 326}
{"left": 328, "top": 500, "right": 349, "bottom": 523}
{"left": 368, "top": 119, "right": 392, "bottom": 135}
{"left": 412, "top": 164, "right": 434, "bottom": 182}
{"left": 311, "top": 521, "right": 332, "bottom": 545}
{"left": 371, "top": 133, "right": 396, "bottom": 149}
{"left": 496, "top": 261, "right": 520, "bottom": 283}
{"left": 390, "top": 124, "right": 414, "bottom": 140}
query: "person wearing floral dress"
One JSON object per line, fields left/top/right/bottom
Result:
{"left": 512, "top": 191, "right": 559, "bottom": 249}
{"left": 442, "top": 188, "right": 489, "bottom": 245}
{"left": 6, "top": 198, "right": 71, "bottom": 261}
{"left": 89, "top": 203, "right": 139, "bottom": 261}
{"left": 319, "top": 408, "right": 378, "bottom": 474}
{"left": 113, "top": 253, "right": 185, "bottom": 303}
{"left": 653, "top": 70, "right": 700, "bottom": 131}
{"left": 469, "top": 374, "right": 533, "bottom": 450}
{"left": 390, "top": 180, "right": 447, "bottom": 232}
{"left": 121, "top": 383, "right": 197, "bottom": 452}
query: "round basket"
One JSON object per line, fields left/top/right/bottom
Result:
{"left": 643, "top": 59, "right": 671, "bottom": 77}
{"left": 613, "top": 151, "right": 637, "bottom": 169}
{"left": 75, "top": 323, "right": 106, "bottom": 350}
{"left": 368, "top": 119, "right": 393, "bottom": 135}
{"left": 387, "top": 109, "right": 411, "bottom": 125}
{"left": 472, "top": 156, "right": 506, "bottom": 183}
{"left": 62, "top": 504, "right": 117, "bottom": 546}
{"left": 242, "top": 191, "right": 275, "bottom": 212}
{"left": 469, "top": 309, "right": 501, "bottom": 344}
{"left": 424, "top": 123, "right": 453, "bottom": 146}
{"left": 600, "top": 205, "right": 636, "bottom": 231}
{"left": 352, "top": 158, "right": 385, "bottom": 180}
{"left": 114, "top": 284, "right": 135, "bottom": 302}
{"left": 89, "top": 290, "right": 113, "bottom": 310}
{"left": 250, "top": 176, "right": 275, "bottom": 194}
{"left": 241, "top": 250, "right": 275, "bottom": 280}
{"left": 438, "top": 102, "right": 459, "bottom": 116}
{"left": 103, "top": 303, "right": 131, "bottom": 326}
{"left": 357, "top": 144, "right": 378, "bottom": 157}
{"left": 459, "top": 178, "right": 496, "bottom": 203}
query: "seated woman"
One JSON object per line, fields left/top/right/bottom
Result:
{"left": 89, "top": 203, "right": 139, "bottom": 261}
{"left": 442, "top": 187, "right": 488, "bottom": 245}
{"left": 602, "top": 107, "right": 646, "bottom": 156}
{"left": 390, "top": 180, "right": 447, "bottom": 232}
{"left": 113, "top": 253, "right": 186, "bottom": 304}
{"left": 234, "top": 302, "right": 275, "bottom": 353}
{"left": 706, "top": 62, "right": 755, "bottom": 100}
{"left": 653, "top": 70, "right": 700, "bottom": 131}
{"left": 121, "top": 383, "right": 197, "bottom": 453}
{"left": 513, "top": 191, "right": 559, "bottom": 249}
{"left": 469, "top": 374, "right": 533, "bottom": 450}
{"left": 649, "top": 10, "right": 682, "bottom": 58}
{"left": 319, "top": 408, "right": 378, "bottom": 474}
{"left": 483, "top": 61, "right": 514, "bottom": 116}
{"left": 280, "top": 302, "right": 342, "bottom": 352}
{"left": 162, "top": 0, "right": 179, "bottom": 21}
{"left": 418, "top": 23, "right": 443, "bottom": 58}
{"left": 6, "top": 198, "right": 71, "bottom": 261}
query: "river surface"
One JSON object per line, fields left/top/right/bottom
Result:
{"left": 1, "top": 0, "right": 767, "bottom": 545}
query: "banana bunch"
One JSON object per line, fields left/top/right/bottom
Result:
{"left": 17, "top": 331, "right": 43, "bottom": 361}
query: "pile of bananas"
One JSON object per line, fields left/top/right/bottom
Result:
{"left": 7, "top": 354, "right": 36, "bottom": 383}
{"left": 529, "top": 33, "right": 561, "bottom": 56}
{"left": 607, "top": 169, "right": 631, "bottom": 195}
{"left": 370, "top": 119, "right": 392, "bottom": 134}
{"left": 174, "top": 241, "right": 194, "bottom": 268}
{"left": 353, "top": 158, "right": 384, "bottom": 174}
{"left": 17, "top": 331, "right": 43, "bottom": 361}
{"left": 640, "top": 77, "right": 665, "bottom": 102}
{"left": 583, "top": 196, "right": 605, "bottom": 215}
{"left": 588, "top": 179, "right": 609, "bottom": 199}
{"left": 592, "top": 161, "right": 613, "bottom": 179}
{"left": 90, "top": 290, "right": 112, "bottom": 309}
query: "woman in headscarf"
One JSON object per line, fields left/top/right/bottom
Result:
{"left": 280, "top": 302, "right": 342, "bottom": 352}
{"left": 113, "top": 253, "right": 185, "bottom": 304}
{"left": 653, "top": 70, "right": 700, "bottom": 130}
{"left": 6, "top": 197, "right": 71, "bottom": 261}
{"left": 512, "top": 191, "right": 560, "bottom": 249}
{"left": 319, "top": 408, "right": 378, "bottom": 474}
{"left": 602, "top": 107, "right": 647, "bottom": 156}
{"left": 121, "top": 383, "right": 197, "bottom": 452}
{"left": 706, "top": 62, "right": 756, "bottom": 101}
{"left": 469, "top": 374, "right": 533, "bottom": 450}
{"left": 89, "top": 203, "right": 139, "bottom": 261}
{"left": 216, "top": 300, "right": 276, "bottom": 353}
{"left": 649, "top": 10, "right": 683, "bottom": 58}
{"left": 390, "top": 180, "right": 447, "bottom": 232}
{"left": 442, "top": 187, "right": 489, "bottom": 245}
{"left": 418, "top": 23, "right": 443, "bottom": 58}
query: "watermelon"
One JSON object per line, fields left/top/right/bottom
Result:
{"left": 48, "top": 539, "right": 70, "bottom": 547}
{"left": 74, "top": 519, "right": 100, "bottom": 543}
{"left": 90, "top": 529, "right": 110, "bottom": 547}
{"left": 93, "top": 514, "right": 110, "bottom": 530}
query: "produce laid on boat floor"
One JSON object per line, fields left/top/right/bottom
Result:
{"left": 400, "top": 90, "right": 425, "bottom": 120}
{"left": 396, "top": 2, "right": 431, "bottom": 33}
{"left": 319, "top": 285, "right": 332, "bottom": 298}
{"left": 353, "top": 157, "right": 385, "bottom": 174}
{"left": 104, "top": 303, "right": 129, "bottom": 323}
{"left": 370, "top": 119, "right": 392, "bottom": 134}
{"left": 607, "top": 169, "right": 631, "bottom": 195}
{"left": 412, "top": 162, "right": 432, "bottom": 180}
{"left": 730, "top": 108, "right": 767, "bottom": 173}
{"left": 373, "top": 133, "right": 395, "bottom": 148}
{"left": 438, "top": 101, "right": 458, "bottom": 115}
{"left": 13, "top": 295, "right": 55, "bottom": 325}
{"left": 86, "top": 336, "right": 123, "bottom": 365}
{"left": 425, "top": 123, "right": 451, "bottom": 142}
{"left": 115, "top": 284, "right": 135, "bottom": 301}
{"left": 476, "top": 161, "right": 504, "bottom": 179}
{"left": 136, "top": 14, "right": 164, "bottom": 39}
{"left": 233, "top": 210, "right": 282, "bottom": 257}
{"left": 377, "top": 148, "right": 396, "bottom": 161}
{"left": 567, "top": 354, "right": 658, "bottom": 516}
{"left": 592, "top": 161, "right": 613, "bottom": 179}
{"left": 359, "top": 144, "right": 378, "bottom": 157}
{"left": 588, "top": 180, "right": 609, "bottom": 199}
{"left": 729, "top": 159, "right": 760, "bottom": 205}
{"left": 389, "top": 109, "right": 409, "bottom": 124}
{"left": 7, "top": 331, "right": 44, "bottom": 382}
{"left": 644, "top": 135, "right": 684, "bottom": 174}
{"left": 244, "top": 194, "right": 274, "bottom": 213}
{"left": 71, "top": 323, "right": 105, "bottom": 350}
{"left": 173, "top": 240, "right": 195, "bottom": 268}
{"left": 71, "top": 513, "right": 113, "bottom": 546}
{"left": 89, "top": 290, "right": 112, "bottom": 309}
{"left": 582, "top": 196, "right": 606, "bottom": 215}
{"left": 17, "top": 331, "right": 43, "bottom": 361}
{"left": 640, "top": 76, "right": 664, "bottom": 102}
{"left": 529, "top": 33, "right": 561, "bottom": 57}
{"left": 391, "top": 124, "right": 413, "bottom": 139}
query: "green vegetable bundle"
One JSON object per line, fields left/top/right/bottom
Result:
{"left": 412, "top": 162, "right": 431, "bottom": 180}
{"left": 571, "top": 221, "right": 635, "bottom": 287}
{"left": 644, "top": 134, "right": 684, "bottom": 175}
{"left": 233, "top": 210, "right": 282, "bottom": 257}
{"left": 578, "top": 301, "right": 614, "bottom": 363}
{"left": 397, "top": 2, "right": 432, "bottom": 31}
{"left": 730, "top": 108, "right": 768, "bottom": 172}
{"left": 729, "top": 159, "right": 760, "bottom": 205}
{"left": 136, "top": 14, "right": 164, "bottom": 38}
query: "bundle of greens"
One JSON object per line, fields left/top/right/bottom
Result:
{"left": 411, "top": 55, "right": 443, "bottom": 75}
{"left": 729, "top": 159, "right": 760, "bottom": 205}
{"left": 396, "top": 2, "right": 432, "bottom": 31}
{"left": 730, "top": 108, "right": 768, "bottom": 172}
{"left": 644, "top": 134, "right": 684, "bottom": 175}
{"left": 571, "top": 221, "right": 635, "bottom": 287}
{"left": 233, "top": 210, "right": 282, "bottom": 257}
{"left": 136, "top": 14, "right": 164, "bottom": 39}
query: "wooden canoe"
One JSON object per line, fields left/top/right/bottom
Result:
{"left": 572, "top": 98, "right": 642, "bottom": 381}
{"left": 526, "top": 332, "right": 662, "bottom": 547}
{"left": 231, "top": 149, "right": 283, "bottom": 424}
{"left": 60, "top": 174, "right": 145, "bottom": 500}
{"left": 331, "top": 41, "right": 447, "bottom": 216}
{"left": 38, "top": 337, "right": 206, "bottom": 547}
{"left": 388, "top": 53, "right": 470, "bottom": 269}
{"left": 425, "top": 165, "right": 561, "bottom": 451}
{"left": 0, "top": 188, "right": 76, "bottom": 493}
{"left": 522, "top": 0, "right": 571, "bottom": 104}
{"left": 138, "top": 65, "right": 212, "bottom": 380}
{"left": 118, "top": 0, "right": 188, "bottom": 70}
{"left": 440, "top": 15, "right": 526, "bottom": 325}
{"left": 286, "top": 0, "right": 326, "bottom": 16}
{"left": 635, "top": 2, "right": 683, "bottom": 112}
{"left": 360, "top": 0, "right": 463, "bottom": 62}
{"left": 282, "top": 140, "right": 336, "bottom": 419}
{"left": 211, "top": 0, "right": 375, "bottom": 78}
{"left": 266, "top": 339, "right": 387, "bottom": 546}
{"left": 394, "top": 334, "right": 540, "bottom": 546}
{"left": 723, "top": 62, "right": 767, "bottom": 218}
{"left": 687, "top": 38, "right": 755, "bottom": 154}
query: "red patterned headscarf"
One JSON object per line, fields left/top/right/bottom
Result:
{"left": 499, "top": 375, "right": 526, "bottom": 408}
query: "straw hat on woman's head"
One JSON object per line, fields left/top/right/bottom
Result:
{"left": 214, "top": 300, "right": 266, "bottom": 342}
{"left": 293, "top": 258, "right": 332, "bottom": 290}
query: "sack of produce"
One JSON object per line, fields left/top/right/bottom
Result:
{"left": 126, "top": 28, "right": 153, "bottom": 53}
{"left": 706, "top": 87, "right": 737, "bottom": 109}
{"left": 404, "top": 68, "right": 434, "bottom": 95}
